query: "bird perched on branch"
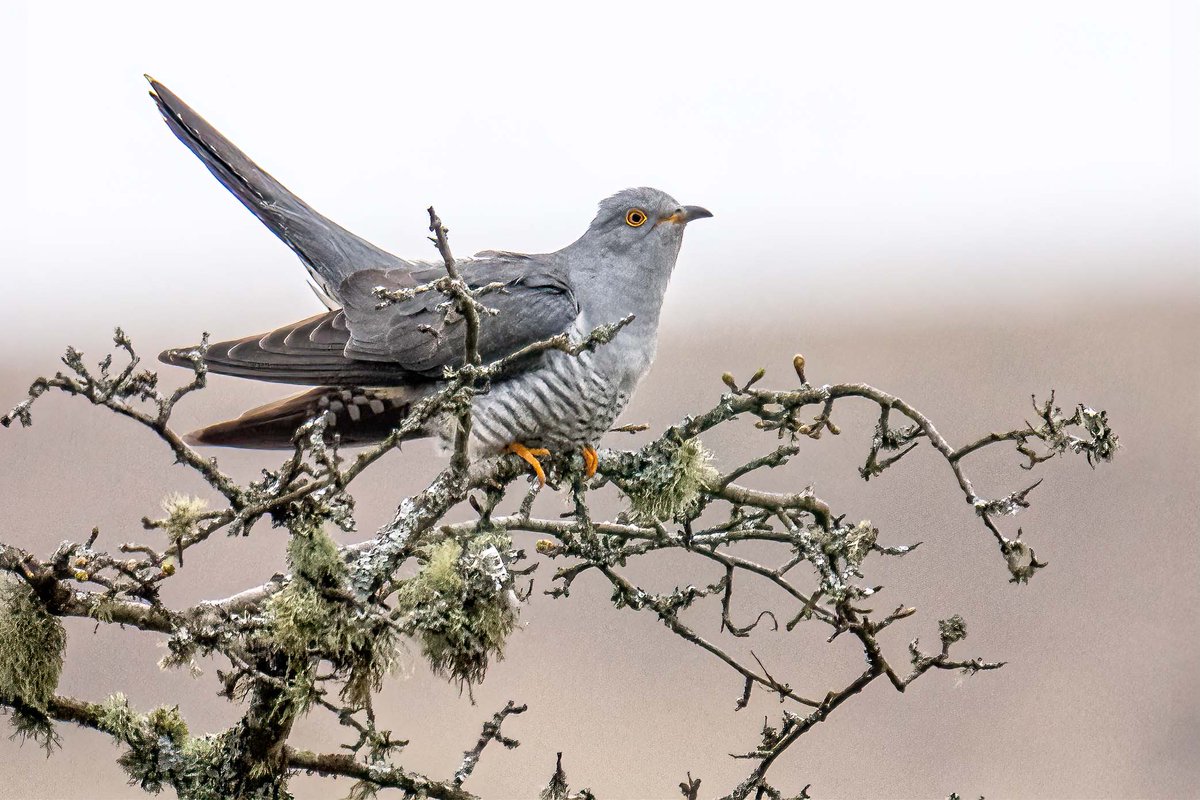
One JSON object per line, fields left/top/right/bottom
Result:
{"left": 148, "top": 76, "right": 711, "bottom": 482}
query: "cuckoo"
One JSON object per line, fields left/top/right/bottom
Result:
{"left": 148, "top": 77, "right": 711, "bottom": 483}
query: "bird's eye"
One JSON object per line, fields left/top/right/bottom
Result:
{"left": 625, "top": 208, "right": 648, "bottom": 227}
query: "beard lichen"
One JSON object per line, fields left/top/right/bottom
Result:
{"left": 0, "top": 577, "right": 66, "bottom": 712}
{"left": 394, "top": 533, "right": 518, "bottom": 687}
{"left": 266, "top": 522, "right": 399, "bottom": 708}
{"left": 620, "top": 437, "right": 718, "bottom": 523}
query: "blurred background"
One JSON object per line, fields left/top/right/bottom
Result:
{"left": 1, "top": 1, "right": 1197, "bottom": 797}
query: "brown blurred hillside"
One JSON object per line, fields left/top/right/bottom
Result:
{"left": 0, "top": 298, "right": 1196, "bottom": 799}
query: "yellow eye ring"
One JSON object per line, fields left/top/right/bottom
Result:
{"left": 625, "top": 208, "right": 648, "bottom": 227}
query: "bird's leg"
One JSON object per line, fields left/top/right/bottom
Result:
{"left": 505, "top": 443, "right": 551, "bottom": 486}
{"left": 581, "top": 445, "right": 599, "bottom": 479}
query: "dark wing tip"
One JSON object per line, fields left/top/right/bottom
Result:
{"left": 181, "top": 421, "right": 258, "bottom": 448}
{"left": 145, "top": 75, "right": 166, "bottom": 104}
{"left": 181, "top": 418, "right": 256, "bottom": 448}
{"left": 159, "top": 346, "right": 199, "bottom": 367}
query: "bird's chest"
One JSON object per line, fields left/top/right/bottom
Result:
{"left": 464, "top": 345, "right": 647, "bottom": 454}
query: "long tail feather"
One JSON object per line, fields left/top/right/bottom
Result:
{"left": 146, "top": 76, "right": 406, "bottom": 295}
{"left": 185, "top": 387, "right": 421, "bottom": 449}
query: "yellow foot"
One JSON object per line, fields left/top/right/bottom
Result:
{"left": 505, "top": 443, "right": 551, "bottom": 486}
{"left": 581, "top": 445, "right": 598, "bottom": 478}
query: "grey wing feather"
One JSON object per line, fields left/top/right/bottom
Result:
{"left": 160, "top": 311, "right": 414, "bottom": 386}
{"left": 160, "top": 255, "right": 578, "bottom": 385}
{"left": 146, "top": 76, "right": 410, "bottom": 300}
{"left": 339, "top": 255, "right": 579, "bottom": 374}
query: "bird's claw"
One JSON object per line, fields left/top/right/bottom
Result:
{"left": 505, "top": 443, "right": 550, "bottom": 486}
{"left": 581, "top": 445, "right": 598, "bottom": 479}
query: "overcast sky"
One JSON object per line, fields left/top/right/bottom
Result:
{"left": 2, "top": 1, "right": 1196, "bottom": 350}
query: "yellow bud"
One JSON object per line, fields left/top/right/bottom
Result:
{"left": 73, "top": 570, "right": 89, "bottom": 582}
{"left": 793, "top": 354, "right": 807, "bottom": 383}
{"left": 74, "top": 556, "right": 88, "bottom": 567}
{"left": 161, "top": 561, "right": 176, "bottom": 576}
{"left": 535, "top": 539, "right": 557, "bottom": 554}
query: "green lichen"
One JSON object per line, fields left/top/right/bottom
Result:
{"left": 266, "top": 523, "right": 398, "bottom": 708}
{"left": 97, "top": 692, "right": 144, "bottom": 741}
{"left": 147, "top": 704, "right": 191, "bottom": 744}
{"left": 0, "top": 577, "right": 66, "bottom": 711}
{"left": 87, "top": 593, "right": 119, "bottom": 625}
{"left": 7, "top": 704, "right": 60, "bottom": 753}
{"left": 97, "top": 694, "right": 283, "bottom": 800}
{"left": 98, "top": 693, "right": 193, "bottom": 792}
{"left": 394, "top": 533, "right": 518, "bottom": 686}
{"left": 284, "top": 520, "right": 343, "bottom": 585}
{"left": 621, "top": 437, "right": 718, "bottom": 522}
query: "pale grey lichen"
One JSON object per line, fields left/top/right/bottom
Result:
{"left": 1031, "top": 395, "right": 1120, "bottom": 468}
{"left": 843, "top": 521, "right": 878, "bottom": 566}
{"left": 938, "top": 615, "right": 967, "bottom": 647}
{"left": 394, "top": 533, "right": 518, "bottom": 686}
{"left": 1077, "top": 407, "right": 1119, "bottom": 465}
{"left": 97, "top": 693, "right": 282, "bottom": 800}
{"left": 812, "top": 520, "right": 878, "bottom": 569}
{"left": 620, "top": 437, "right": 719, "bottom": 522}
{"left": 1002, "top": 539, "right": 1046, "bottom": 584}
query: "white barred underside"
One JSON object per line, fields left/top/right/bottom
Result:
{"left": 452, "top": 347, "right": 635, "bottom": 455}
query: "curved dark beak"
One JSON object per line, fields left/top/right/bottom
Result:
{"left": 663, "top": 205, "right": 714, "bottom": 224}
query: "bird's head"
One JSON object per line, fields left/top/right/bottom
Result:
{"left": 573, "top": 187, "right": 712, "bottom": 275}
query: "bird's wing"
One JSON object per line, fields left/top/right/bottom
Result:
{"left": 160, "top": 311, "right": 413, "bottom": 386}
{"left": 338, "top": 254, "right": 580, "bottom": 374}
{"left": 160, "top": 255, "right": 579, "bottom": 385}
{"left": 147, "top": 76, "right": 412, "bottom": 302}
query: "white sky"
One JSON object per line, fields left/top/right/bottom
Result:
{"left": 2, "top": 1, "right": 1197, "bottom": 348}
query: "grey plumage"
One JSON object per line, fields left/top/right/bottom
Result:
{"left": 148, "top": 77, "right": 711, "bottom": 452}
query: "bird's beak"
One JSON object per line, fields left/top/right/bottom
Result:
{"left": 661, "top": 205, "right": 714, "bottom": 225}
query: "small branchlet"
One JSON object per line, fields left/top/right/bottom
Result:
{"left": 454, "top": 700, "right": 528, "bottom": 785}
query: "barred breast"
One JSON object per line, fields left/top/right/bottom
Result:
{"left": 459, "top": 331, "right": 650, "bottom": 455}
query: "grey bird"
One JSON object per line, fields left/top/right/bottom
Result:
{"left": 148, "top": 77, "right": 711, "bottom": 480}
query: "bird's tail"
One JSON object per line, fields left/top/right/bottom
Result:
{"left": 145, "top": 76, "right": 404, "bottom": 298}
{"left": 184, "top": 386, "right": 422, "bottom": 449}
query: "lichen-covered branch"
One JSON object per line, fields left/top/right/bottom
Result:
{"left": 0, "top": 219, "right": 1116, "bottom": 799}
